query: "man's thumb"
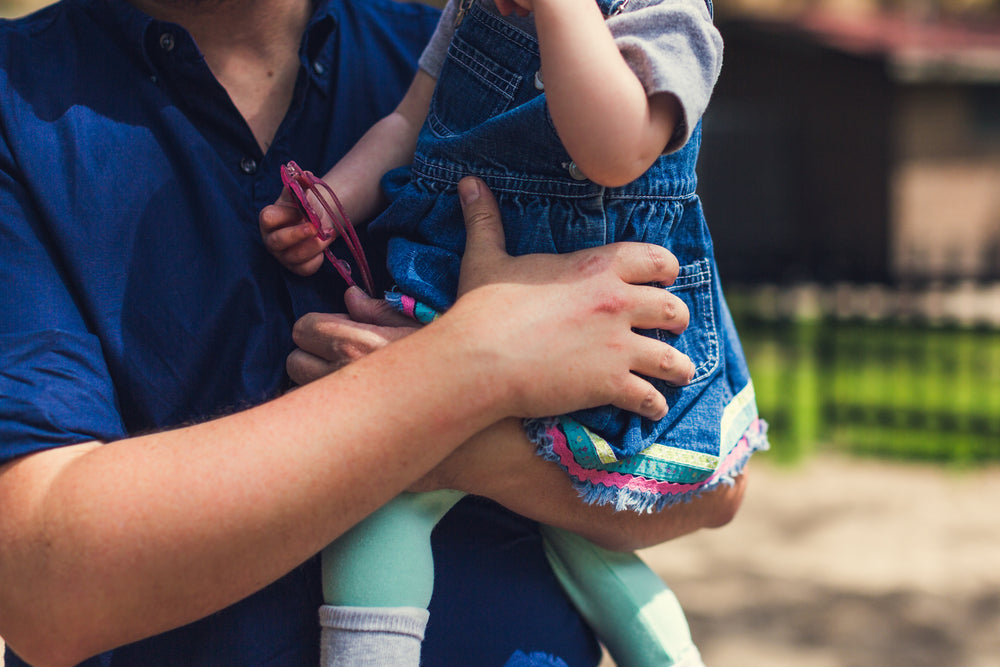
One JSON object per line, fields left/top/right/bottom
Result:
{"left": 344, "top": 286, "right": 414, "bottom": 327}
{"left": 458, "top": 177, "right": 508, "bottom": 296}
{"left": 459, "top": 176, "right": 506, "bottom": 265}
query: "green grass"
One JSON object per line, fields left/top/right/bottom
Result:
{"left": 735, "top": 315, "right": 1000, "bottom": 464}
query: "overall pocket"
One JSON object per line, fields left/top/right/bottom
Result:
{"left": 426, "top": 31, "right": 523, "bottom": 137}
{"left": 657, "top": 257, "right": 720, "bottom": 384}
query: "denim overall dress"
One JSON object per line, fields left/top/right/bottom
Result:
{"left": 371, "top": 0, "right": 768, "bottom": 512}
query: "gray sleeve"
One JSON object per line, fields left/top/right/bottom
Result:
{"left": 417, "top": 0, "right": 459, "bottom": 79}
{"left": 608, "top": 0, "right": 724, "bottom": 152}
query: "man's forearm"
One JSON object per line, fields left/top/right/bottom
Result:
{"left": 0, "top": 322, "right": 513, "bottom": 667}
{"left": 322, "top": 70, "right": 434, "bottom": 223}
{"left": 424, "top": 418, "right": 746, "bottom": 552}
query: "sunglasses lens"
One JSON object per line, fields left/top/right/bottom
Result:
{"left": 300, "top": 187, "right": 329, "bottom": 238}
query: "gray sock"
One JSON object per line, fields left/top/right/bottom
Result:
{"left": 319, "top": 605, "right": 429, "bottom": 667}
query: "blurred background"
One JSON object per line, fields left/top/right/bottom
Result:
{"left": 650, "top": 1, "right": 1000, "bottom": 664}
{"left": 1, "top": 0, "right": 998, "bottom": 664}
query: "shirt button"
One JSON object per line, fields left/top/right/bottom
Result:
{"left": 240, "top": 157, "right": 258, "bottom": 175}
{"left": 159, "top": 32, "right": 175, "bottom": 52}
{"left": 566, "top": 161, "right": 587, "bottom": 181}
{"left": 312, "top": 61, "right": 326, "bottom": 76}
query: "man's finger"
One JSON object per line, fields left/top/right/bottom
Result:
{"left": 606, "top": 242, "right": 681, "bottom": 287}
{"left": 609, "top": 374, "right": 668, "bottom": 421}
{"left": 344, "top": 287, "right": 418, "bottom": 328}
{"left": 627, "top": 333, "right": 695, "bottom": 388}
{"left": 626, "top": 285, "right": 690, "bottom": 334}
{"left": 290, "top": 308, "right": 416, "bottom": 376}
{"left": 291, "top": 312, "right": 347, "bottom": 357}
{"left": 458, "top": 177, "right": 506, "bottom": 294}
{"left": 286, "top": 348, "right": 339, "bottom": 385}
{"left": 289, "top": 312, "right": 386, "bottom": 377}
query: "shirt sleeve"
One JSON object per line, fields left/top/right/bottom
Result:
{"left": 417, "top": 0, "right": 459, "bottom": 79}
{"left": 608, "top": 0, "right": 724, "bottom": 152}
{"left": 0, "top": 138, "right": 125, "bottom": 464}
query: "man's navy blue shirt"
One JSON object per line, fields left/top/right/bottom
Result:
{"left": 0, "top": 0, "right": 600, "bottom": 664}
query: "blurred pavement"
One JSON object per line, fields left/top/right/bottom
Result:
{"left": 628, "top": 454, "right": 1000, "bottom": 667}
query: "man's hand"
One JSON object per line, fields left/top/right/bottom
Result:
{"left": 447, "top": 176, "right": 695, "bottom": 421}
{"left": 287, "top": 288, "right": 419, "bottom": 385}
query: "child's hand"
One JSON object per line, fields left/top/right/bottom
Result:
{"left": 494, "top": 0, "right": 532, "bottom": 17}
{"left": 259, "top": 186, "right": 334, "bottom": 276}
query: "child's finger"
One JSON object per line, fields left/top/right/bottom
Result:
{"left": 279, "top": 233, "right": 336, "bottom": 268}
{"left": 263, "top": 222, "right": 320, "bottom": 255}
{"left": 284, "top": 253, "right": 327, "bottom": 277}
{"left": 259, "top": 199, "right": 304, "bottom": 234}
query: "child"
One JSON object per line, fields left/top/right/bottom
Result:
{"left": 262, "top": 0, "right": 768, "bottom": 665}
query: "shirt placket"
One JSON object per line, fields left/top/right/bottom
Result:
{"left": 145, "top": 21, "right": 268, "bottom": 201}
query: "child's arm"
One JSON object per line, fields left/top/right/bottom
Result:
{"left": 259, "top": 70, "right": 435, "bottom": 276}
{"left": 499, "top": 0, "right": 682, "bottom": 188}
{"left": 323, "top": 69, "right": 436, "bottom": 224}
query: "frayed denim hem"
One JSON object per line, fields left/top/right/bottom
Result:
{"left": 525, "top": 418, "right": 769, "bottom": 513}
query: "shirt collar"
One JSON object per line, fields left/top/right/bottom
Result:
{"left": 76, "top": 0, "right": 339, "bottom": 95}
{"left": 301, "top": 0, "right": 338, "bottom": 96}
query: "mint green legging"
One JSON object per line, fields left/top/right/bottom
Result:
{"left": 321, "top": 490, "right": 701, "bottom": 667}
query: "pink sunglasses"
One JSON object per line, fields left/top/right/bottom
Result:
{"left": 279, "top": 160, "right": 375, "bottom": 297}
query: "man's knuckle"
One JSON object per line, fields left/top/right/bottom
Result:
{"left": 662, "top": 297, "right": 677, "bottom": 322}
{"left": 336, "top": 341, "right": 363, "bottom": 363}
{"left": 645, "top": 244, "right": 667, "bottom": 272}
{"left": 576, "top": 252, "right": 610, "bottom": 278}
{"left": 648, "top": 245, "right": 679, "bottom": 280}
{"left": 372, "top": 301, "right": 397, "bottom": 320}
{"left": 640, "top": 387, "right": 660, "bottom": 412}
{"left": 595, "top": 291, "right": 627, "bottom": 315}
{"left": 675, "top": 296, "right": 690, "bottom": 322}
{"left": 659, "top": 347, "right": 676, "bottom": 373}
